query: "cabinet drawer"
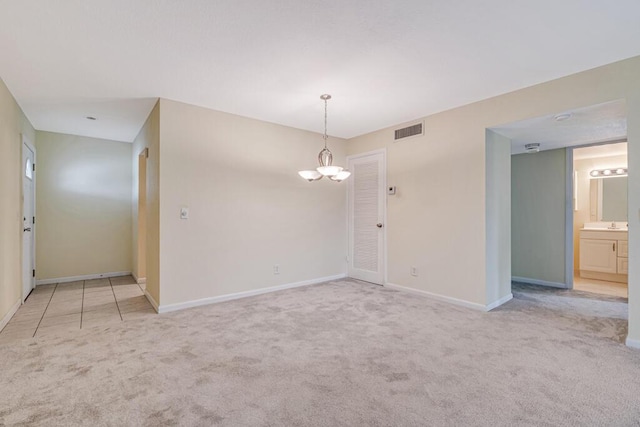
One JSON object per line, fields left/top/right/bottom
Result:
{"left": 618, "top": 257, "right": 629, "bottom": 275}
{"left": 618, "top": 240, "right": 628, "bottom": 258}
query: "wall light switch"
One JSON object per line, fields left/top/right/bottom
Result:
{"left": 410, "top": 266, "right": 418, "bottom": 277}
{"left": 180, "top": 207, "right": 189, "bottom": 219}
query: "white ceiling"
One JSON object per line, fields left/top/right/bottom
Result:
{"left": 1, "top": 1, "right": 640, "bottom": 143}
{"left": 492, "top": 100, "right": 628, "bottom": 155}
{"left": 573, "top": 142, "right": 628, "bottom": 161}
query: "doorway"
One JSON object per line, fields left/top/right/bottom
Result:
{"left": 572, "top": 142, "right": 628, "bottom": 298}
{"left": 22, "top": 137, "right": 36, "bottom": 302}
{"left": 347, "top": 149, "right": 386, "bottom": 285}
{"left": 136, "top": 148, "right": 148, "bottom": 286}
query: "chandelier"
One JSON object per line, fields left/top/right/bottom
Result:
{"left": 298, "top": 94, "right": 350, "bottom": 182}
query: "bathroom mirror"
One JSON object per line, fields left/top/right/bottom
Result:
{"left": 590, "top": 176, "right": 627, "bottom": 221}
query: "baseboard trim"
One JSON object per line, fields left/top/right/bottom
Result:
{"left": 579, "top": 270, "right": 627, "bottom": 284}
{"left": 143, "top": 289, "right": 159, "bottom": 313}
{"left": 384, "top": 282, "right": 504, "bottom": 312}
{"left": 512, "top": 276, "right": 568, "bottom": 289}
{"left": 626, "top": 337, "right": 640, "bottom": 350}
{"left": 0, "top": 298, "right": 22, "bottom": 333}
{"left": 36, "top": 271, "right": 131, "bottom": 286}
{"left": 132, "top": 272, "right": 147, "bottom": 285}
{"left": 486, "top": 293, "right": 513, "bottom": 311}
{"left": 157, "top": 274, "right": 347, "bottom": 314}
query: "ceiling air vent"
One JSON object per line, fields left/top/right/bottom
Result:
{"left": 394, "top": 122, "right": 423, "bottom": 141}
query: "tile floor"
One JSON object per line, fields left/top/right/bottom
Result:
{"left": 573, "top": 274, "right": 628, "bottom": 298}
{"left": 0, "top": 276, "right": 155, "bottom": 342}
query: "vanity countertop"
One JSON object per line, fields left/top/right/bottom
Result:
{"left": 582, "top": 222, "right": 628, "bottom": 232}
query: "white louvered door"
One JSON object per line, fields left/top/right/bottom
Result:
{"left": 348, "top": 150, "right": 385, "bottom": 284}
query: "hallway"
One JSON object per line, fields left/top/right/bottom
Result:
{"left": 0, "top": 276, "right": 154, "bottom": 342}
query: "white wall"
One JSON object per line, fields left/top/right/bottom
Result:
{"left": 346, "top": 56, "right": 640, "bottom": 343}
{"left": 486, "top": 130, "right": 512, "bottom": 303}
{"left": 628, "top": 93, "right": 640, "bottom": 345}
{"left": 511, "top": 149, "right": 566, "bottom": 285}
{"left": 0, "top": 76, "right": 35, "bottom": 324}
{"left": 157, "top": 99, "right": 347, "bottom": 307}
{"left": 35, "top": 131, "right": 132, "bottom": 280}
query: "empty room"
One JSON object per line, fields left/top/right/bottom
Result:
{"left": 1, "top": 1, "right": 640, "bottom": 425}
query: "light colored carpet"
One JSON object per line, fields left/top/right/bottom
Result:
{"left": 0, "top": 279, "right": 638, "bottom": 426}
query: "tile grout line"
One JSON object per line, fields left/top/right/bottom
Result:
{"left": 80, "top": 280, "right": 86, "bottom": 329}
{"left": 109, "top": 277, "right": 123, "bottom": 321}
{"left": 33, "top": 283, "right": 58, "bottom": 337}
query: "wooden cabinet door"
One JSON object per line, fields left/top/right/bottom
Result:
{"left": 618, "top": 240, "right": 629, "bottom": 258}
{"left": 579, "top": 239, "right": 618, "bottom": 274}
{"left": 618, "top": 258, "right": 629, "bottom": 275}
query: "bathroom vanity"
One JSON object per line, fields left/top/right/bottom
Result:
{"left": 579, "top": 224, "right": 628, "bottom": 283}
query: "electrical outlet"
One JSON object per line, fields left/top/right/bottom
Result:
{"left": 410, "top": 266, "right": 418, "bottom": 277}
{"left": 273, "top": 265, "right": 280, "bottom": 275}
{"left": 180, "top": 207, "right": 189, "bottom": 219}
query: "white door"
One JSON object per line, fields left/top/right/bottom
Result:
{"left": 348, "top": 150, "right": 386, "bottom": 284}
{"left": 22, "top": 139, "right": 36, "bottom": 301}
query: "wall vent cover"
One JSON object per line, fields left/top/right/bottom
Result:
{"left": 394, "top": 122, "right": 423, "bottom": 141}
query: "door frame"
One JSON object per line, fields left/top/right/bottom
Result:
{"left": 136, "top": 148, "right": 148, "bottom": 285}
{"left": 22, "top": 135, "right": 36, "bottom": 301}
{"left": 565, "top": 146, "right": 574, "bottom": 289}
{"left": 346, "top": 148, "right": 387, "bottom": 285}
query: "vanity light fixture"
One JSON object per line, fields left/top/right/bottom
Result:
{"left": 298, "top": 94, "right": 350, "bottom": 182}
{"left": 589, "top": 167, "right": 627, "bottom": 178}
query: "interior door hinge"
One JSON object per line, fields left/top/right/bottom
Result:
{"left": 32, "top": 216, "right": 35, "bottom": 224}
{"left": 32, "top": 163, "right": 35, "bottom": 172}
{"left": 32, "top": 269, "right": 35, "bottom": 278}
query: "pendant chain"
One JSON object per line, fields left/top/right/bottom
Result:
{"left": 323, "top": 98, "right": 328, "bottom": 149}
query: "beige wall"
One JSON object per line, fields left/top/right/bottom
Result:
{"left": 573, "top": 152, "right": 628, "bottom": 270}
{"left": 35, "top": 131, "right": 132, "bottom": 280}
{"left": 157, "top": 98, "right": 347, "bottom": 307}
{"left": 132, "top": 101, "right": 160, "bottom": 305}
{"left": 0, "top": 77, "right": 35, "bottom": 323}
{"left": 511, "top": 149, "right": 566, "bottom": 284}
{"left": 347, "top": 107, "right": 496, "bottom": 306}
{"left": 136, "top": 153, "right": 147, "bottom": 280}
{"left": 346, "top": 56, "right": 640, "bottom": 342}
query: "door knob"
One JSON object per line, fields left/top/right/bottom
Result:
{"left": 23, "top": 227, "right": 31, "bottom": 232}
{"left": 376, "top": 223, "right": 383, "bottom": 228}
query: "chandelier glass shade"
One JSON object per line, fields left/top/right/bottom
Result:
{"left": 298, "top": 94, "right": 350, "bottom": 182}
